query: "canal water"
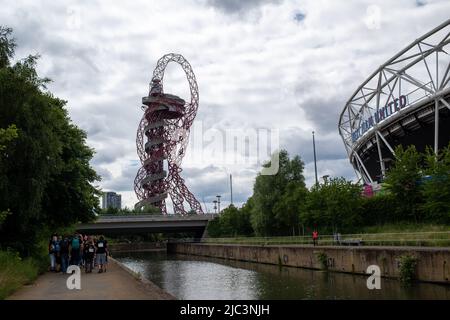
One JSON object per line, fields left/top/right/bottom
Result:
{"left": 115, "top": 251, "right": 450, "bottom": 300}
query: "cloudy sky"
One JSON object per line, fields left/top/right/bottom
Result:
{"left": 2, "top": 0, "right": 449, "bottom": 211}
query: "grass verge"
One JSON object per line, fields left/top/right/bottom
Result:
{"left": 0, "top": 250, "right": 46, "bottom": 300}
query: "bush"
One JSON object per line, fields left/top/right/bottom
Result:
{"left": 300, "top": 177, "right": 362, "bottom": 233}
{"left": 398, "top": 254, "right": 418, "bottom": 285}
{"left": 360, "top": 194, "right": 398, "bottom": 225}
{"left": 0, "top": 249, "right": 42, "bottom": 299}
{"left": 316, "top": 252, "right": 328, "bottom": 270}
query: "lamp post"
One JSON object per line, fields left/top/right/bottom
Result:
{"left": 213, "top": 200, "right": 218, "bottom": 214}
{"left": 216, "top": 195, "right": 221, "bottom": 213}
{"left": 230, "top": 174, "right": 233, "bottom": 206}
{"left": 312, "top": 131, "right": 318, "bottom": 185}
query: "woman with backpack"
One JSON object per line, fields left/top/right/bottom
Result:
{"left": 60, "top": 236, "right": 70, "bottom": 273}
{"left": 70, "top": 234, "right": 81, "bottom": 266}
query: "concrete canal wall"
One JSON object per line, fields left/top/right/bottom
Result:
{"left": 167, "top": 243, "right": 450, "bottom": 284}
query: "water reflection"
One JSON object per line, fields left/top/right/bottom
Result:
{"left": 115, "top": 251, "right": 450, "bottom": 300}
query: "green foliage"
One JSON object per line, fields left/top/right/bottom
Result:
{"left": 0, "top": 27, "right": 16, "bottom": 68}
{"left": 207, "top": 204, "right": 253, "bottom": 237}
{"left": 382, "top": 143, "right": 450, "bottom": 224}
{"left": 420, "top": 146, "right": 450, "bottom": 223}
{"left": 359, "top": 194, "right": 398, "bottom": 225}
{"left": 208, "top": 143, "right": 450, "bottom": 238}
{"left": 0, "top": 26, "right": 100, "bottom": 255}
{"left": 206, "top": 216, "right": 222, "bottom": 237}
{"left": 100, "top": 206, "right": 121, "bottom": 215}
{"left": 136, "top": 204, "right": 161, "bottom": 214}
{"left": 361, "top": 223, "right": 450, "bottom": 234}
{"left": 316, "top": 252, "right": 328, "bottom": 270}
{"left": 384, "top": 145, "right": 423, "bottom": 222}
{"left": 250, "top": 150, "right": 307, "bottom": 236}
{"left": 0, "top": 124, "right": 18, "bottom": 152}
{"left": 0, "top": 125, "right": 18, "bottom": 229}
{"left": 398, "top": 254, "right": 418, "bottom": 285}
{"left": 99, "top": 204, "right": 162, "bottom": 215}
{"left": 301, "top": 177, "right": 362, "bottom": 233}
{"left": 0, "top": 249, "right": 43, "bottom": 299}
{"left": 0, "top": 209, "right": 12, "bottom": 228}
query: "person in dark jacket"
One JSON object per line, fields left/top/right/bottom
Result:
{"left": 60, "top": 236, "right": 70, "bottom": 273}
{"left": 83, "top": 237, "right": 95, "bottom": 273}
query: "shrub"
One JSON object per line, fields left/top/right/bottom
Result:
{"left": 398, "top": 254, "right": 418, "bottom": 285}
{"left": 316, "top": 252, "right": 328, "bottom": 270}
{"left": 0, "top": 249, "right": 41, "bottom": 299}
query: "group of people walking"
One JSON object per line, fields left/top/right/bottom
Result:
{"left": 48, "top": 233, "right": 109, "bottom": 274}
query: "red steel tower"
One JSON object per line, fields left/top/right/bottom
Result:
{"left": 134, "top": 53, "right": 203, "bottom": 215}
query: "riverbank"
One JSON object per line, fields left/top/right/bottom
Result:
{"left": 0, "top": 250, "right": 45, "bottom": 300}
{"left": 168, "top": 243, "right": 450, "bottom": 284}
{"left": 7, "top": 258, "right": 175, "bottom": 300}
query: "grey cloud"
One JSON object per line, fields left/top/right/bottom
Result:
{"left": 91, "top": 142, "right": 129, "bottom": 166}
{"left": 204, "top": 0, "right": 283, "bottom": 14}
{"left": 304, "top": 158, "right": 356, "bottom": 187}
{"left": 294, "top": 12, "right": 306, "bottom": 22}
{"left": 101, "top": 161, "right": 139, "bottom": 192}
{"left": 95, "top": 166, "right": 113, "bottom": 182}
{"left": 416, "top": 0, "right": 427, "bottom": 6}
{"left": 280, "top": 128, "right": 347, "bottom": 164}
{"left": 3, "top": 0, "right": 447, "bottom": 208}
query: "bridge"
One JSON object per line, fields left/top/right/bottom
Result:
{"left": 76, "top": 214, "right": 215, "bottom": 238}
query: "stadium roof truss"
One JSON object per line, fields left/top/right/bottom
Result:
{"left": 338, "top": 19, "right": 450, "bottom": 183}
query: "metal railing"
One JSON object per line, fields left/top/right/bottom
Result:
{"left": 169, "top": 231, "right": 450, "bottom": 247}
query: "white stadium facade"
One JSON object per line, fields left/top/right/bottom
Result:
{"left": 339, "top": 19, "right": 450, "bottom": 184}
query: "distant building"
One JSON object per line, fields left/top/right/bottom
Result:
{"left": 102, "top": 191, "right": 122, "bottom": 209}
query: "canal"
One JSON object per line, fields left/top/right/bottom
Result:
{"left": 115, "top": 251, "right": 450, "bottom": 300}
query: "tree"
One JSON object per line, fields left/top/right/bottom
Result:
{"left": 0, "top": 124, "right": 18, "bottom": 228}
{"left": 421, "top": 145, "right": 450, "bottom": 223}
{"left": 384, "top": 145, "right": 423, "bottom": 222}
{"left": 273, "top": 180, "right": 308, "bottom": 235}
{"left": 0, "top": 124, "right": 18, "bottom": 152}
{"left": 359, "top": 193, "right": 397, "bottom": 226}
{"left": 250, "top": 150, "right": 307, "bottom": 236}
{"left": 206, "top": 204, "right": 253, "bottom": 237}
{"left": 0, "top": 26, "right": 100, "bottom": 255}
{"left": 135, "top": 204, "right": 161, "bottom": 215}
{"left": 206, "top": 216, "right": 222, "bottom": 237}
{"left": 301, "top": 177, "right": 362, "bottom": 233}
{"left": 99, "top": 204, "right": 162, "bottom": 215}
{"left": 0, "top": 27, "right": 16, "bottom": 68}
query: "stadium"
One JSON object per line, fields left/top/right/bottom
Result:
{"left": 339, "top": 19, "right": 450, "bottom": 184}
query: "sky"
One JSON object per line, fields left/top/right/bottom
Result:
{"left": 1, "top": 0, "right": 449, "bottom": 211}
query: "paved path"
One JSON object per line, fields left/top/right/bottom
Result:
{"left": 8, "top": 259, "right": 175, "bottom": 300}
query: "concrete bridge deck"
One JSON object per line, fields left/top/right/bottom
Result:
{"left": 76, "top": 214, "right": 215, "bottom": 236}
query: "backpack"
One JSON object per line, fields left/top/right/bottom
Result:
{"left": 60, "top": 239, "right": 69, "bottom": 253}
{"left": 71, "top": 238, "right": 80, "bottom": 250}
